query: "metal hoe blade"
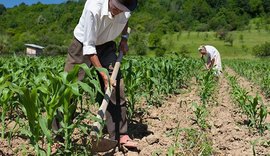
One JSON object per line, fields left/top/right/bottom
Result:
{"left": 91, "top": 137, "right": 118, "bottom": 152}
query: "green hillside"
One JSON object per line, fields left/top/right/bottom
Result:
{"left": 0, "top": 0, "right": 269, "bottom": 58}
{"left": 162, "top": 29, "right": 270, "bottom": 59}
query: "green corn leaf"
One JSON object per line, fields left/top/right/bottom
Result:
{"left": 90, "top": 79, "right": 103, "bottom": 94}
{"left": 19, "top": 128, "right": 33, "bottom": 138}
{"left": 37, "top": 86, "right": 49, "bottom": 94}
{"left": 60, "top": 71, "right": 68, "bottom": 84}
{"left": 78, "top": 81, "right": 94, "bottom": 95}
{"left": 96, "top": 67, "right": 110, "bottom": 79}
{"left": 67, "top": 65, "right": 80, "bottom": 82}
{"left": 38, "top": 150, "right": 47, "bottom": 156}
{"left": 39, "top": 117, "right": 52, "bottom": 143}
{"left": 0, "top": 81, "right": 10, "bottom": 90}
{"left": 150, "top": 77, "right": 159, "bottom": 84}
{"left": 78, "top": 63, "right": 92, "bottom": 77}
{"left": 67, "top": 83, "right": 80, "bottom": 96}
{"left": 78, "top": 125, "right": 87, "bottom": 134}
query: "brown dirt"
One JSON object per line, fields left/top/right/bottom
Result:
{"left": 98, "top": 77, "right": 202, "bottom": 156}
{"left": 0, "top": 120, "right": 34, "bottom": 156}
{"left": 1, "top": 67, "right": 270, "bottom": 156}
{"left": 209, "top": 68, "right": 270, "bottom": 156}
{"left": 134, "top": 77, "right": 202, "bottom": 156}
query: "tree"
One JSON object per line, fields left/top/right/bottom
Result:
{"left": 205, "top": 0, "right": 227, "bottom": 9}
{"left": 0, "top": 4, "right": 6, "bottom": 15}
{"left": 182, "top": 0, "right": 212, "bottom": 23}
{"left": 262, "top": 0, "right": 270, "bottom": 13}
{"left": 249, "top": 0, "right": 263, "bottom": 17}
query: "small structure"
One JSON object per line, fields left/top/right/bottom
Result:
{"left": 25, "top": 44, "right": 44, "bottom": 56}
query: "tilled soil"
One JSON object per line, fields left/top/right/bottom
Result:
{"left": 209, "top": 67, "right": 270, "bottom": 156}
{"left": 1, "top": 67, "right": 270, "bottom": 156}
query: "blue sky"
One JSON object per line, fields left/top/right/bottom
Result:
{"left": 1, "top": 0, "right": 66, "bottom": 8}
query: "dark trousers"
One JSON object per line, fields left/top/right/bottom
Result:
{"left": 53, "top": 38, "right": 128, "bottom": 140}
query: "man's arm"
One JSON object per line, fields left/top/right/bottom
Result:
{"left": 121, "top": 23, "right": 129, "bottom": 36}
{"left": 207, "top": 58, "right": 215, "bottom": 69}
{"left": 119, "top": 23, "right": 129, "bottom": 54}
{"left": 89, "top": 54, "right": 112, "bottom": 88}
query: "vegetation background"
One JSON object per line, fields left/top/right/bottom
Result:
{"left": 0, "top": 0, "right": 269, "bottom": 58}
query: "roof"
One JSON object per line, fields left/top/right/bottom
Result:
{"left": 25, "top": 44, "right": 45, "bottom": 49}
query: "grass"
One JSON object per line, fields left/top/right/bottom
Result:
{"left": 166, "top": 128, "right": 213, "bottom": 155}
{"left": 160, "top": 29, "right": 270, "bottom": 59}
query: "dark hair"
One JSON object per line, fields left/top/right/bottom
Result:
{"left": 118, "top": 0, "right": 137, "bottom": 11}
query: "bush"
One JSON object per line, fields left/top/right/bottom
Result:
{"left": 135, "top": 41, "right": 147, "bottom": 56}
{"left": 195, "top": 23, "right": 209, "bottom": 32}
{"left": 179, "top": 45, "right": 190, "bottom": 57}
{"left": 130, "top": 32, "right": 148, "bottom": 56}
{"left": 0, "top": 34, "right": 9, "bottom": 54}
{"left": 148, "top": 33, "right": 161, "bottom": 48}
{"left": 155, "top": 47, "right": 165, "bottom": 57}
{"left": 224, "top": 34, "right": 234, "bottom": 46}
{"left": 215, "top": 29, "right": 228, "bottom": 40}
{"left": 253, "top": 42, "right": 270, "bottom": 57}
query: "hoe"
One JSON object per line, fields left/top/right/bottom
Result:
{"left": 90, "top": 51, "right": 124, "bottom": 152}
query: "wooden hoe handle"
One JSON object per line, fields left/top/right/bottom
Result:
{"left": 91, "top": 51, "right": 124, "bottom": 134}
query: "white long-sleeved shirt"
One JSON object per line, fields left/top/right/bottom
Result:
{"left": 74, "top": 0, "right": 131, "bottom": 55}
{"left": 205, "top": 45, "right": 222, "bottom": 72}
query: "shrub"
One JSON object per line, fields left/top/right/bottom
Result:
{"left": 155, "top": 47, "right": 165, "bottom": 57}
{"left": 0, "top": 34, "right": 9, "bottom": 54}
{"left": 224, "top": 34, "right": 234, "bottom": 46}
{"left": 179, "top": 45, "right": 190, "bottom": 57}
{"left": 215, "top": 29, "right": 228, "bottom": 40}
{"left": 253, "top": 42, "right": 270, "bottom": 57}
{"left": 148, "top": 33, "right": 161, "bottom": 48}
{"left": 195, "top": 23, "right": 209, "bottom": 32}
{"left": 130, "top": 32, "right": 148, "bottom": 56}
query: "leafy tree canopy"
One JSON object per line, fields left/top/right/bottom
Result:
{"left": 0, "top": 0, "right": 269, "bottom": 54}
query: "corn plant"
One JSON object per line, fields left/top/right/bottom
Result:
{"left": 244, "top": 96, "right": 267, "bottom": 133}
{"left": 122, "top": 56, "right": 200, "bottom": 111}
{"left": 226, "top": 59, "right": 270, "bottom": 98}
{"left": 18, "top": 87, "right": 45, "bottom": 155}
{"left": 192, "top": 102, "right": 209, "bottom": 130}
{"left": 196, "top": 69, "right": 217, "bottom": 105}
{"left": 0, "top": 82, "right": 10, "bottom": 138}
{"left": 0, "top": 55, "right": 203, "bottom": 154}
{"left": 0, "top": 56, "right": 103, "bottom": 155}
{"left": 0, "top": 74, "right": 20, "bottom": 139}
{"left": 38, "top": 64, "right": 102, "bottom": 154}
{"left": 228, "top": 75, "right": 268, "bottom": 133}
{"left": 122, "top": 58, "right": 143, "bottom": 117}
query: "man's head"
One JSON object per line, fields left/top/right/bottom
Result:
{"left": 109, "top": 0, "right": 137, "bottom": 16}
{"left": 117, "top": 0, "right": 137, "bottom": 11}
{"left": 198, "top": 45, "right": 207, "bottom": 55}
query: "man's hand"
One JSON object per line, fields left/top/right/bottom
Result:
{"left": 99, "top": 71, "right": 109, "bottom": 89}
{"left": 205, "top": 64, "right": 210, "bottom": 70}
{"left": 99, "top": 71, "right": 116, "bottom": 89}
{"left": 200, "top": 54, "right": 204, "bottom": 59}
{"left": 89, "top": 54, "right": 116, "bottom": 89}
